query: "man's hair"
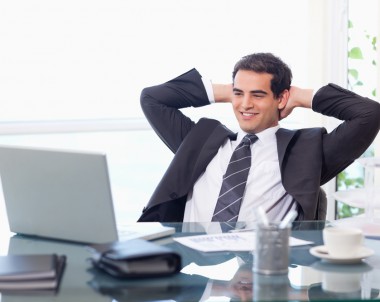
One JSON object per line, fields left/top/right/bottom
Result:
{"left": 232, "top": 53, "right": 292, "bottom": 99}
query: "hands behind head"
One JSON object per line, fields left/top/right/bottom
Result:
{"left": 279, "top": 86, "right": 313, "bottom": 120}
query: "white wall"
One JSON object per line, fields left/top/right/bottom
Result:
{"left": 1, "top": 0, "right": 328, "bottom": 124}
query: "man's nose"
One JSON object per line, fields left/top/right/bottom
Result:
{"left": 241, "top": 96, "right": 253, "bottom": 109}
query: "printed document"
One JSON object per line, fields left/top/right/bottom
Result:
{"left": 173, "top": 232, "right": 312, "bottom": 252}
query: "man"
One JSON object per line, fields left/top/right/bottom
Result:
{"left": 138, "top": 53, "right": 380, "bottom": 222}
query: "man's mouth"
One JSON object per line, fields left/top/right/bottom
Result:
{"left": 242, "top": 112, "right": 253, "bottom": 117}
{"left": 241, "top": 112, "right": 257, "bottom": 119}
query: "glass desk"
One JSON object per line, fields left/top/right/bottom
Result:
{"left": 1, "top": 221, "right": 380, "bottom": 302}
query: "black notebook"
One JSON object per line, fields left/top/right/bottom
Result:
{"left": 0, "top": 254, "right": 66, "bottom": 293}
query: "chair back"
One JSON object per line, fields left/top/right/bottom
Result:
{"left": 315, "top": 188, "right": 327, "bottom": 220}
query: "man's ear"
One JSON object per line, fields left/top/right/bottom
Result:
{"left": 277, "top": 89, "right": 290, "bottom": 110}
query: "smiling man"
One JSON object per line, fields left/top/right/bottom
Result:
{"left": 138, "top": 53, "right": 380, "bottom": 223}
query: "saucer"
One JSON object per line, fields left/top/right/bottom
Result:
{"left": 312, "top": 260, "right": 373, "bottom": 273}
{"left": 310, "top": 245, "right": 374, "bottom": 263}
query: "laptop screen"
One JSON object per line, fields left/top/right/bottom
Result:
{"left": 0, "top": 145, "right": 119, "bottom": 244}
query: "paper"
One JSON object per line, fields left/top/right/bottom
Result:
{"left": 173, "top": 232, "right": 313, "bottom": 252}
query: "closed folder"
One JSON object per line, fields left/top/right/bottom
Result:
{"left": 88, "top": 239, "right": 181, "bottom": 278}
{"left": 0, "top": 254, "right": 66, "bottom": 292}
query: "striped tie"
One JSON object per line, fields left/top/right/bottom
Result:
{"left": 212, "top": 134, "right": 258, "bottom": 222}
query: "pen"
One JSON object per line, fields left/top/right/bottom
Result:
{"left": 279, "top": 210, "right": 298, "bottom": 229}
{"left": 256, "top": 206, "right": 269, "bottom": 227}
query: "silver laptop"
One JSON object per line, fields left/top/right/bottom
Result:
{"left": 0, "top": 145, "right": 174, "bottom": 244}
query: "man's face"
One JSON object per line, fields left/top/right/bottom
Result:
{"left": 232, "top": 70, "right": 286, "bottom": 134}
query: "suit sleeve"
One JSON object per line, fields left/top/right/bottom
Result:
{"left": 140, "top": 69, "right": 211, "bottom": 153}
{"left": 312, "top": 83, "right": 380, "bottom": 184}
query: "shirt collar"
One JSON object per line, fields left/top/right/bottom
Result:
{"left": 237, "top": 125, "right": 280, "bottom": 144}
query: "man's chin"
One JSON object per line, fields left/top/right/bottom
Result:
{"left": 239, "top": 125, "right": 258, "bottom": 134}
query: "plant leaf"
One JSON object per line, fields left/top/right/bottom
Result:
{"left": 348, "top": 47, "right": 364, "bottom": 59}
{"left": 348, "top": 69, "right": 359, "bottom": 80}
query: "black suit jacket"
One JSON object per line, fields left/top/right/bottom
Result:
{"left": 138, "top": 69, "right": 380, "bottom": 222}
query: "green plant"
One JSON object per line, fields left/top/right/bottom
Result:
{"left": 336, "top": 171, "right": 365, "bottom": 218}
{"left": 336, "top": 19, "right": 377, "bottom": 219}
{"left": 347, "top": 20, "right": 377, "bottom": 97}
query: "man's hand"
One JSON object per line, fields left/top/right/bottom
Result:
{"left": 279, "top": 86, "right": 313, "bottom": 120}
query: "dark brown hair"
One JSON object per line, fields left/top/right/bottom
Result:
{"left": 232, "top": 53, "right": 292, "bottom": 98}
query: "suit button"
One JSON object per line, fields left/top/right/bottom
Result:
{"left": 169, "top": 193, "right": 178, "bottom": 199}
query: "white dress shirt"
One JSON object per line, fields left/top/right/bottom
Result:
{"left": 183, "top": 77, "right": 296, "bottom": 222}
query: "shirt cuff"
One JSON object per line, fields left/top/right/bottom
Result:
{"left": 312, "top": 88, "right": 317, "bottom": 98}
{"left": 311, "top": 87, "right": 318, "bottom": 108}
{"left": 201, "top": 77, "right": 215, "bottom": 103}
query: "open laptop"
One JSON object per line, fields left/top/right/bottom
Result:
{"left": 0, "top": 145, "right": 174, "bottom": 244}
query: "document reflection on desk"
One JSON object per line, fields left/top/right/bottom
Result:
{"left": 0, "top": 254, "right": 66, "bottom": 294}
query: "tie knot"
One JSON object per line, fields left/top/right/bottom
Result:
{"left": 242, "top": 134, "right": 258, "bottom": 146}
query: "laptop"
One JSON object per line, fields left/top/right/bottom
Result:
{"left": 0, "top": 145, "right": 174, "bottom": 244}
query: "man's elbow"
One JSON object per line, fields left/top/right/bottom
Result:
{"left": 140, "top": 86, "right": 161, "bottom": 120}
{"left": 363, "top": 100, "right": 380, "bottom": 141}
{"left": 140, "top": 87, "right": 154, "bottom": 108}
{"left": 370, "top": 101, "right": 380, "bottom": 132}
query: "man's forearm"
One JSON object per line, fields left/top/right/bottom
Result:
{"left": 212, "top": 83, "right": 233, "bottom": 103}
{"left": 291, "top": 87, "right": 313, "bottom": 109}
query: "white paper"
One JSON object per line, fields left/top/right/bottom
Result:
{"left": 173, "top": 232, "right": 313, "bottom": 252}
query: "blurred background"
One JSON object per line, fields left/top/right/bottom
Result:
{"left": 0, "top": 0, "right": 378, "bottom": 231}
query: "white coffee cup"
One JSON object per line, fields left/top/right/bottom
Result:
{"left": 323, "top": 227, "right": 363, "bottom": 258}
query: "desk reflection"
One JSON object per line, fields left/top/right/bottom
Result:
{"left": 1, "top": 222, "right": 380, "bottom": 302}
{"left": 308, "top": 262, "right": 379, "bottom": 301}
{"left": 89, "top": 258, "right": 312, "bottom": 302}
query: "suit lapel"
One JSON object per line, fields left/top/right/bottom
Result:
{"left": 146, "top": 119, "right": 235, "bottom": 209}
{"left": 276, "top": 128, "right": 324, "bottom": 220}
{"left": 191, "top": 123, "right": 236, "bottom": 184}
{"left": 276, "top": 128, "right": 297, "bottom": 166}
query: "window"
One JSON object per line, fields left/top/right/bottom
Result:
{"left": 336, "top": 0, "right": 379, "bottom": 219}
